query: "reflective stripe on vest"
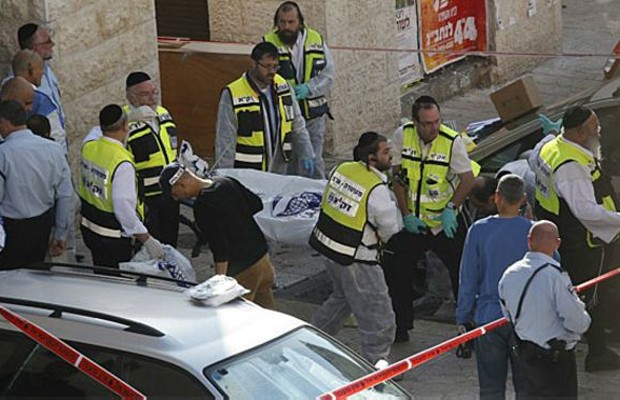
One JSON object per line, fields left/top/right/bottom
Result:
{"left": 309, "top": 162, "right": 383, "bottom": 265}
{"left": 124, "top": 105, "right": 177, "bottom": 197}
{"left": 263, "top": 28, "right": 329, "bottom": 120}
{"left": 78, "top": 138, "right": 144, "bottom": 239}
{"left": 227, "top": 73, "right": 293, "bottom": 171}
{"left": 401, "top": 123, "right": 458, "bottom": 227}
{"left": 535, "top": 136, "right": 617, "bottom": 248}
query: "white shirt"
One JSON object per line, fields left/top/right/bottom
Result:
{"left": 552, "top": 137, "right": 620, "bottom": 243}
{"left": 83, "top": 126, "right": 102, "bottom": 144}
{"left": 355, "top": 165, "right": 400, "bottom": 262}
{"left": 102, "top": 137, "right": 148, "bottom": 237}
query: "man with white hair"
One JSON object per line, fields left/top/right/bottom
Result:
{"left": 123, "top": 71, "right": 180, "bottom": 247}
{"left": 534, "top": 105, "right": 620, "bottom": 371}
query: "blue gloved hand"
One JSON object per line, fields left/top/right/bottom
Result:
{"left": 294, "top": 83, "right": 310, "bottom": 100}
{"left": 403, "top": 213, "right": 426, "bottom": 234}
{"left": 537, "top": 114, "right": 563, "bottom": 135}
{"left": 302, "top": 158, "right": 315, "bottom": 177}
{"left": 434, "top": 207, "right": 458, "bottom": 239}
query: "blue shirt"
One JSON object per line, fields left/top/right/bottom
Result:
{"left": 39, "top": 62, "right": 65, "bottom": 126}
{"left": 498, "top": 252, "right": 591, "bottom": 349}
{"left": 456, "top": 215, "right": 532, "bottom": 325}
{"left": 0, "top": 129, "right": 73, "bottom": 240}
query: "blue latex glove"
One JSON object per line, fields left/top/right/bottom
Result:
{"left": 403, "top": 213, "right": 426, "bottom": 234}
{"left": 434, "top": 207, "right": 458, "bottom": 239}
{"left": 302, "top": 158, "right": 315, "bottom": 177}
{"left": 294, "top": 84, "right": 310, "bottom": 100}
{"left": 537, "top": 114, "right": 563, "bottom": 135}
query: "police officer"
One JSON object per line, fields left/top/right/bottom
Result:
{"left": 124, "top": 71, "right": 179, "bottom": 247}
{"left": 382, "top": 95, "right": 475, "bottom": 342}
{"left": 499, "top": 221, "right": 591, "bottom": 398}
{"left": 215, "top": 42, "right": 315, "bottom": 177}
{"left": 263, "top": 1, "right": 334, "bottom": 179}
{"left": 310, "top": 132, "right": 399, "bottom": 366}
{"left": 78, "top": 104, "right": 164, "bottom": 268}
{"left": 534, "top": 105, "right": 620, "bottom": 371}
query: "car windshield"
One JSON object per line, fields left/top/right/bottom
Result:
{"left": 204, "top": 327, "right": 410, "bottom": 399}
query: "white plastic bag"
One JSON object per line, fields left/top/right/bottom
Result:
{"left": 216, "top": 168, "right": 327, "bottom": 246}
{"left": 186, "top": 275, "right": 249, "bottom": 306}
{"left": 178, "top": 140, "right": 210, "bottom": 178}
{"left": 119, "top": 245, "right": 196, "bottom": 286}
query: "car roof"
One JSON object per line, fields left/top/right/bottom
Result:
{"left": 0, "top": 268, "right": 306, "bottom": 376}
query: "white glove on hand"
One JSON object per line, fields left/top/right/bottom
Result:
{"left": 143, "top": 236, "right": 165, "bottom": 260}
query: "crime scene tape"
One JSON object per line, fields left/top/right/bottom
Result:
{"left": 0, "top": 305, "right": 146, "bottom": 399}
{"left": 318, "top": 266, "right": 620, "bottom": 400}
{"left": 157, "top": 37, "right": 620, "bottom": 60}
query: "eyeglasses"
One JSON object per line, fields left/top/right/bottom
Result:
{"left": 134, "top": 89, "right": 160, "bottom": 98}
{"left": 33, "top": 38, "right": 53, "bottom": 47}
{"left": 417, "top": 119, "right": 441, "bottom": 128}
{"left": 257, "top": 62, "right": 280, "bottom": 72}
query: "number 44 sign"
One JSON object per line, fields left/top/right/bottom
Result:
{"left": 419, "top": 0, "right": 487, "bottom": 73}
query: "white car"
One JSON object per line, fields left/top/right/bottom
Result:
{"left": 0, "top": 265, "right": 410, "bottom": 399}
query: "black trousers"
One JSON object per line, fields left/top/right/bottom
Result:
{"left": 518, "top": 341, "right": 577, "bottom": 399}
{"left": 0, "top": 209, "right": 53, "bottom": 270}
{"left": 559, "top": 240, "right": 608, "bottom": 356}
{"left": 144, "top": 195, "right": 180, "bottom": 247}
{"left": 381, "top": 215, "right": 467, "bottom": 333}
{"left": 81, "top": 226, "right": 133, "bottom": 268}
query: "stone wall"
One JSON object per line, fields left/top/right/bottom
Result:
{"left": 0, "top": 0, "right": 159, "bottom": 169}
{"left": 208, "top": 0, "right": 400, "bottom": 155}
{"left": 488, "top": 0, "right": 562, "bottom": 82}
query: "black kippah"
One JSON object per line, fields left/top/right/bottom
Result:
{"left": 126, "top": 71, "right": 151, "bottom": 89}
{"left": 358, "top": 131, "right": 379, "bottom": 147}
{"left": 563, "top": 106, "right": 592, "bottom": 130}
{"left": 99, "top": 104, "right": 123, "bottom": 129}
{"left": 18, "top": 23, "right": 38, "bottom": 49}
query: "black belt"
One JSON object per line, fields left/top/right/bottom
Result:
{"left": 520, "top": 340, "right": 573, "bottom": 362}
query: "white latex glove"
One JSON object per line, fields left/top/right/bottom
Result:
{"left": 143, "top": 236, "right": 165, "bottom": 260}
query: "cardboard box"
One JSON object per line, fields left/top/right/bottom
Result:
{"left": 490, "top": 76, "right": 543, "bottom": 123}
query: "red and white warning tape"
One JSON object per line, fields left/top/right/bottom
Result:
{"left": 318, "top": 267, "right": 620, "bottom": 400}
{"left": 0, "top": 305, "right": 146, "bottom": 399}
{"left": 157, "top": 37, "right": 620, "bottom": 60}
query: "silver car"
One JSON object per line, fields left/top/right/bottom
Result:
{"left": 0, "top": 265, "right": 410, "bottom": 399}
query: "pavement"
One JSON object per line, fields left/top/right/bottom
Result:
{"left": 69, "top": 0, "right": 620, "bottom": 397}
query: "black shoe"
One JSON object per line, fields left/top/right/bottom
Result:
{"left": 394, "top": 330, "right": 409, "bottom": 343}
{"left": 585, "top": 348, "right": 620, "bottom": 372}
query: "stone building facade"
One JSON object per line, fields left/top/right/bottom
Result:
{"left": 0, "top": 0, "right": 158, "bottom": 168}
{"left": 0, "top": 0, "right": 562, "bottom": 163}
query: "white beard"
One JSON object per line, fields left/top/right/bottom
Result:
{"left": 586, "top": 135, "right": 602, "bottom": 160}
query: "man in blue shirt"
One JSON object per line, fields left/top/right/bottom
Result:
{"left": 0, "top": 100, "right": 73, "bottom": 269}
{"left": 16, "top": 23, "right": 65, "bottom": 127}
{"left": 457, "top": 174, "right": 532, "bottom": 399}
{"left": 499, "top": 221, "right": 590, "bottom": 398}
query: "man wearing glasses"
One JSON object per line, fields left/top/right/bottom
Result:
{"left": 12, "top": 23, "right": 66, "bottom": 152}
{"left": 123, "top": 71, "right": 179, "bottom": 248}
{"left": 215, "top": 42, "right": 314, "bottom": 177}
{"left": 381, "top": 95, "right": 475, "bottom": 343}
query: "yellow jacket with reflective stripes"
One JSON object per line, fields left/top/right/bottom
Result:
{"left": 123, "top": 105, "right": 177, "bottom": 197}
{"left": 401, "top": 123, "right": 461, "bottom": 227}
{"left": 78, "top": 138, "right": 144, "bottom": 238}
{"left": 226, "top": 73, "right": 293, "bottom": 171}
{"left": 535, "top": 135, "right": 617, "bottom": 247}
{"left": 309, "top": 161, "right": 384, "bottom": 265}
{"left": 263, "top": 28, "right": 329, "bottom": 120}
